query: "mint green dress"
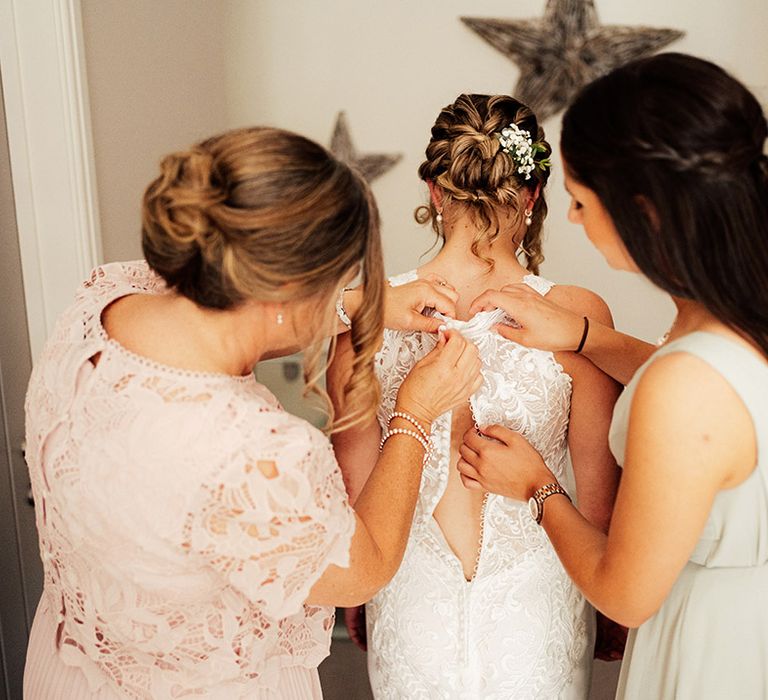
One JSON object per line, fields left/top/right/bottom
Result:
{"left": 609, "top": 332, "right": 768, "bottom": 700}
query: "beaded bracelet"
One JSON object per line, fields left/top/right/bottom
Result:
{"left": 379, "top": 427, "right": 431, "bottom": 453}
{"left": 389, "top": 410, "right": 431, "bottom": 442}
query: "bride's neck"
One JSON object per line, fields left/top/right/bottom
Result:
{"left": 431, "top": 212, "right": 530, "bottom": 283}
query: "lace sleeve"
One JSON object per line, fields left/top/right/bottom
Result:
{"left": 182, "top": 414, "right": 355, "bottom": 619}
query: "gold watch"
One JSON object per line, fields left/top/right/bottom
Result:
{"left": 528, "top": 482, "right": 571, "bottom": 525}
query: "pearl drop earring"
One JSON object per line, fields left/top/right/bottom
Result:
{"left": 524, "top": 209, "right": 533, "bottom": 226}
{"left": 276, "top": 311, "right": 284, "bottom": 325}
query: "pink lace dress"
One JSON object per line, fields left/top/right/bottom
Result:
{"left": 23, "top": 261, "right": 355, "bottom": 699}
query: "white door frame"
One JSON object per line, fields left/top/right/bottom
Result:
{"left": 0, "top": 0, "right": 101, "bottom": 362}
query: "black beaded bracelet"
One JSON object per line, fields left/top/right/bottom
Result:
{"left": 574, "top": 316, "right": 590, "bottom": 354}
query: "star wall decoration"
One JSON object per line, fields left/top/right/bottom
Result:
{"left": 462, "top": 0, "right": 684, "bottom": 121}
{"left": 329, "top": 111, "right": 402, "bottom": 183}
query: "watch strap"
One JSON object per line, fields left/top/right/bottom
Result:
{"left": 532, "top": 482, "right": 571, "bottom": 524}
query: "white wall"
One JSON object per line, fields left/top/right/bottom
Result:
{"left": 222, "top": 0, "right": 768, "bottom": 342}
{"left": 81, "top": 0, "right": 768, "bottom": 340}
{"left": 81, "top": 0, "right": 230, "bottom": 263}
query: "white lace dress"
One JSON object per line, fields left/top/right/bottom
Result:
{"left": 23, "top": 261, "right": 356, "bottom": 699}
{"left": 366, "top": 271, "right": 594, "bottom": 700}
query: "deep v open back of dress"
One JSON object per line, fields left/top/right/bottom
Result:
{"left": 365, "top": 270, "right": 594, "bottom": 700}
{"left": 432, "top": 358, "right": 488, "bottom": 581}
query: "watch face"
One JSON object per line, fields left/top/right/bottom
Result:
{"left": 528, "top": 496, "right": 539, "bottom": 522}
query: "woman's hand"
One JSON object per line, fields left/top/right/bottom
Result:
{"left": 469, "top": 282, "right": 653, "bottom": 386}
{"left": 396, "top": 329, "right": 482, "bottom": 426}
{"left": 345, "top": 274, "right": 459, "bottom": 334}
{"left": 468, "top": 284, "right": 585, "bottom": 352}
{"left": 384, "top": 274, "right": 459, "bottom": 333}
{"left": 457, "top": 424, "right": 554, "bottom": 500}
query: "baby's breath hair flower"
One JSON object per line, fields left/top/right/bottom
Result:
{"left": 497, "top": 122, "right": 551, "bottom": 180}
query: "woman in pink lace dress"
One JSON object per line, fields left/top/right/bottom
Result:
{"left": 23, "top": 127, "right": 482, "bottom": 699}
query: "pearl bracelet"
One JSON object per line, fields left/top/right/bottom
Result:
{"left": 379, "top": 427, "right": 431, "bottom": 454}
{"left": 389, "top": 410, "right": 431, "bottom": 442}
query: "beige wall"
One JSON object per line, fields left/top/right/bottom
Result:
{"left": 81, "top": 0, "right": 768, "bottom": 337}
{"left": 81, "top": 0, "right": 230, "bottom": 263}
{"left": 222, "top": 0, "right": 768, "bottom": 342}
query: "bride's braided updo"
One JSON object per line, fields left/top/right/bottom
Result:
{"left": 415, "top": 94, "right": 552, "bottom": 273}
{"left": 142, "top": 126, "right": 384, "bottom": 430}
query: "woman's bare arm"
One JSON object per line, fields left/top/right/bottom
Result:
{"left": 458, "top": 351, "right": 756, "bottom": 626}
{"left": 307, "top": 330, "right": 482, "bottom": 607}
{"left": 470, "top": 284, "right": 655, "bottom": 385}
{"left": 326, "top": 332, "right": 380, "bottom": 506}
{"left": 577, "top": 320, "right": 655, "bottom": 387}
{"left": 339, "top": 275, "right": 459, "bottom": 335}
{"left": 552, "top": 286, "right": 622, "bottom": 532}
{"left": 307, "top": 422, "right": 427, "bottom": 607}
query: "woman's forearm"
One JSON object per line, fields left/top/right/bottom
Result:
{"left": 306, "top": 415, "right": 427, "bottom": 606}
{"left": 336, "top": 282, "right": 458, "bottom": 335}
{"left": 580, "top": 320, "right": 655, "bottom": 385}
{"left": 353, "top": 416, "right": 425, "bottom": 574}
{"left": 540, "top": 495, "right": 647, "bottom": 627}
{"left": 468, "top": 286, "right": 656, "bottom": 385}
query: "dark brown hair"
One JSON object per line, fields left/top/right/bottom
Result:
{"left": 141, "top": 126, "right": 385, "bottom": 428}
{"left": 416, "top": 94, "right": 552, "bottom": 273}
{"left": 562, "top": 53, "right": 768, "bottom": 356}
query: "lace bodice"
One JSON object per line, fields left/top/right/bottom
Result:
{"left": 377, "top": 271, "right": 572, "bottom": 524}
{"left": 24, "top": 261, "right": 355, "bottom": 698}
{"left": 366, "top": 270, "right": 592, "bottom": 699}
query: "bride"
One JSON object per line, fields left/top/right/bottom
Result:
{"left": 328, "top": 94, "right": 621, "bottom": 698}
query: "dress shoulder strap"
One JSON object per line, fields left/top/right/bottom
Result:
{"left": 388, "top": 270, "right": 418, "bottom": 288}
{"left": 522, "top": 273, "right": 556, "bottom": 297}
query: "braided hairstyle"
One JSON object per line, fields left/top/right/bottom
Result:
{"left": 415, "top": 94, "right": 552, "bottom": 273}
{"left": 141, "top": 126, "right": 385, "bottom": 430}
{"left": 562, "top": 53, "right": 768, "bottom": 357}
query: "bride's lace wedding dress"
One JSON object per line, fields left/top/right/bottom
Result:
{"left": 366, "top": 271, "right": 594, "bottom": 699}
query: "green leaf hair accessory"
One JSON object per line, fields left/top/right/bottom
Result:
{"left": 531, "top": 142, "right": 552, "bottom": 172}
{"left": 497, "top": 123, "right": 550, "bottom": 180}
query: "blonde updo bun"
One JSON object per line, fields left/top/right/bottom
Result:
{"left": 415, "top": 94, "right": 552, "bottom": 273}
{"left": 143, "top": 148, "right": 235, "bottom": 308}
{"left": 142, "top": 126, "right": 384, "bottom": 431}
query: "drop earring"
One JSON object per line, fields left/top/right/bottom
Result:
{"left": 435, "top": 208, "right": 444, "bottom": 234}
{"left": 276, "top": 310, "right": 284, "bottom": 325}
{"left": 524, "top": 209, "right": 533, "bottom": 226}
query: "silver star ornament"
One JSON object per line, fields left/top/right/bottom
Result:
{"left": 462, "top": 0, "right": 684, "bottom": 121}
{"left": 329, "top": 111, "right": 402, "bottom": 183}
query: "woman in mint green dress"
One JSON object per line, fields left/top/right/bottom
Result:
{"left": 458, "top": 53, "right": 768, "bottom": 699}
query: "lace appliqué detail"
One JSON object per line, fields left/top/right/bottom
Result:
{"left": 366, "top": 270, "right": 591, "bottom": 699}
{"left": 24, "top": 261, "right": 355, "bottom": 698}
